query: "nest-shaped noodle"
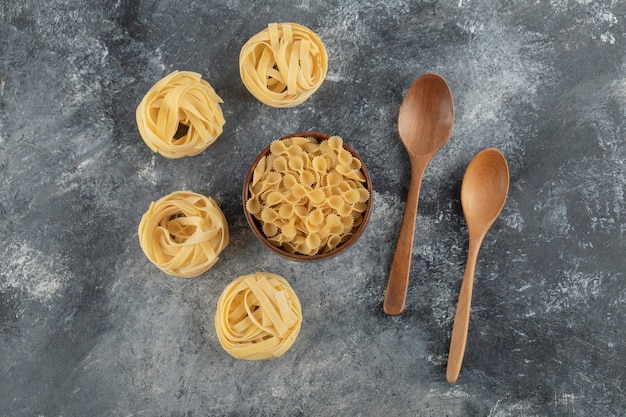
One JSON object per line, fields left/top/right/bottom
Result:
{"left": 240, "top": 22, "right": 328, "bottom": 108}
{"left": 136, "top": 71, "right": 225, "bottom": 158}
{"left": 138, "top": 191, "right": 229, "bottom": 277}
{"left": 215, "top": 272, "right": 302, "bottom": 360}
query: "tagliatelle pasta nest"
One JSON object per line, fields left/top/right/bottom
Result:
{"left": 136, "top": 71, "right": 225, "bottom": 158}
{"left": 239, "top": 22, "right": 328, "bottom": 107}
{"left": 138, "top": 191, "right": 229, "bottom": 278}
{"left": 245, "top": 135, "right": 370, "bottom": 256}
{"left": 215, "top": 272, "right": 302, "bottom": 360}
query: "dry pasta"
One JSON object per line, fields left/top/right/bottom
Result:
{"left": 215, "top": 272, "right": 302, "bottom": 360}
{"left": 138, "top": 191, "right": 229, "bottom": 277}
{"left": 240, "top": 23, "right": 328, "bottom": 108}
{"left": 246, "top": 136, "right": 370, "bottom": 256}
{"left": 136, "top": 71, "right": 225, "bottom": 158}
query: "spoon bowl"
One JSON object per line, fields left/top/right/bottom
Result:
{"left": 383, "top": 73, "right": 454, "bottom": 315}
{"left": 447, "top": 147, "right": 509, "bottom": 384}
{"left": 398, "top": 75, "right": 456, "bottom": 157}
{"left": 461, "top": 148, "right": 510, "bottom": 235}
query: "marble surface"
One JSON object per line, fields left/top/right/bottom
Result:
{"left": 1, "top": 1, "right": 625, "bottom": 416}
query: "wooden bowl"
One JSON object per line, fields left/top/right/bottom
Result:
{"left": 242, "top": 132, "right": 373, "bottom": 261}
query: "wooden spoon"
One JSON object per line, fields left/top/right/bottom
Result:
{"left": 383, "top": 73, "right": 454, "bottom": 316}
{"left": 446, "top": 148, "right": 509, "bottom": 384}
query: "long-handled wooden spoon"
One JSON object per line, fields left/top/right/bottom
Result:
{"left": 446, "top": 148, "right": 509, "bottom": 383}
{"left": 383, "top": 73, "right": 454, "bottom": 316}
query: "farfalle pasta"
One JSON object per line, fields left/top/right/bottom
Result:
{"left": 136, "top": 71, "right": 225, "bottom": 158}
{"left": 245, "top": 135, "right": 370, "bottom": 256}
{"left": 240, "top": 22, "right": 328, "bottom": 107}
{"left": 138, "top": 191, "right": 229, "bottom": 277}
{"left": 215, "top": 272, "right": 302, "bottom": 360}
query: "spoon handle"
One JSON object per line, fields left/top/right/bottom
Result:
{"left": 446, "top": 235, "right": 482, "bottom": 383}
{"left": 383, "top": 157, "right": 429, "bottom": 316}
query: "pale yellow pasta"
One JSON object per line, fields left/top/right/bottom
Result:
{"left": 340, "top": 215, "right": 355, "bottom": 230}
{"left": 308, "top": 208, "right": 325, "bottom": 226}
{"left": 215, "top": 272, "right": 302, "bottom": 360}
{"left": 328, "top": 195, "right": 344, "bottom": 210}
{"left": 343, "top": 188, "right": 361, "bottom": 205}
{"left": 266, "top": 191, "right": 284, "bottom": 206}
{"left": 337, "top": 203, "right": 354, "bottom": 217}
{"left": 138, "top": 191, "right": 229, "bottom": 277}
{"left": 282, "top": 173, "right": 298, "bottom": 188}
{"left": 252, "top": 156, "right": 268, "bottom": 186}
{"left": 309, "top": 188, "right": 326, "bottom": 205}
{"left": 300, "top": 170, "right": 316, "bottom": 187}
{"left": 273, "top": 156, "right": 289, "bottom": 172}
{"left": 278, "top": 203, "right": 295, "bottom": 219}
{"left": 285, "top": 192, "right": 302, "bottom": 205}
{"left": 262, "top": 223, "right": 279, "bottom": 238}
{"left": 245, "top": 196, "right": 262, "bottom": 216}
{"left": 261, "top": 207, "right": 280, "bottom": 223}
{"left": 327, "top": 135, "right": 343, "bottom": 150}
{"left": 337, "top": 164, "right": 367, "bottom": 182}
{"left": 239, "top": 23, "right": 328, "bottom": 108}
{"left": 327, "top": 234, "right": 342, "bottom": 250}
{"left": 136, "top": 71, "right": 225, "bottom": 158}
{"left": 246, "top": 135, "right": 370, "bottom": 255}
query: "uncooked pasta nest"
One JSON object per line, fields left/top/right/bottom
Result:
{"left": 240, "top": 22, "right": 328, "bottom": 108}
{"left": 138, "top": 191, "right": 229, "bottom": 278}
{"left": 136, "top": 71, "right": 225, "bottom": 158}
{"left": 246, "top": 135, "right": 370, "bottom": 256}
{"left": 215, "top": 272, "right": 302, "bottom": 360}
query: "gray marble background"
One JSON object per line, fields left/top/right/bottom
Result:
{"left": 1, "top": 1, "right": 625, "bottom": 416}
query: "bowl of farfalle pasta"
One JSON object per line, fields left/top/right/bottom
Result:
{"left": 243, "top": 132, "right": 373, "bottom": 261}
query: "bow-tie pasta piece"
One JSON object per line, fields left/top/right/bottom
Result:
{"left": 215, "top": 272, "right": 302, "bottom": 360}
{"left": 136, "top": 71, "right": 225, "bottom": 158}
{"left": 138, "top": 191, "right": 229, "bottom": 277}
{"left": 240, "top": 23, "right": 328, "bottom": 107}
